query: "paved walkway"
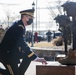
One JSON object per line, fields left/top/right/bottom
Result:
{"left": 0, "top": 61, "right": 61, "bottom": 75}
{"left": 28, "top": 41, "right": 72, "bottom": 52}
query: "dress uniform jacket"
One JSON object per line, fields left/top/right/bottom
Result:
{"left": 0, "top": 20, "right": 37, "bottom": 63}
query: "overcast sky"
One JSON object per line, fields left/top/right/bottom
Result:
{"left": 0, "top": 0, "right": 69, "bottom": 19}
{"left": 0, "top": 0, "right": 76, "bottom": 30}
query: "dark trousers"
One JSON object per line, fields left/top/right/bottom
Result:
{"left": 19, "top": 58, "right": 31, "bottom": 75}
{"left": 0, "top": 53, "right": 31, "bottom": 75}
{"left": 0, "top": 58, "right": 31, "bottom": 75}
{"left": 47, "top": 36, "right": 51, "bottom": 42}
{"left": 2, "top": 60, "right": 20, "bottom": 75}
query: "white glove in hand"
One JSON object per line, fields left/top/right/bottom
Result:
{"left": 35, "top": 57, "right": 47, "bottom": 64}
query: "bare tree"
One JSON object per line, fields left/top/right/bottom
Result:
{"left": 47, "top": 1, "right": 57, "bottom": 19}
{"left": 5, "top": 10, "right": 11, "bottom": 27}
{"left": 2, "top": 5, "right": 19, "bottom": 28}
{"left": 55, "top": 0, "right": 63, "bottom": 15}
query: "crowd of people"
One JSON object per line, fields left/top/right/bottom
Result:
{"left": 25, "top": 31, "right": 38, "bottom": 43}
{"left": 24, "top": 29, "right": 63, "bottom": 44}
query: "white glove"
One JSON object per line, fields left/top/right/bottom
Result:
{"left": 34, "top": 57, "right": 47, "bottom": 64}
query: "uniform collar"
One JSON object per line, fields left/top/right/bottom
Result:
{"left": 18, "top": 20, "right": 25, "bottom": 28}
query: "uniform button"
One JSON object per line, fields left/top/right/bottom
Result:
{"left": 7, "top": 51, "right": 9, "bottom": 53}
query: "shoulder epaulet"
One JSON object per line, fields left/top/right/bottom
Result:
{"left": 19, "top": 25, "right": 24, "bottom": 29}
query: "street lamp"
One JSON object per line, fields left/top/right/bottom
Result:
{"left": 31, "top": 2, "right": 35, "bottom": 47}
{"left": 32, "top": 2, "right": 35, "bottom": 9}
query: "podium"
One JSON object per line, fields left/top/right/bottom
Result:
{"left": 36, "top": 62, "right": 76, "bottom": 75}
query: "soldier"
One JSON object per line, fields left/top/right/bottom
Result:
{"left": 0, "top": 9, "right": 47, "bottom": 75}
